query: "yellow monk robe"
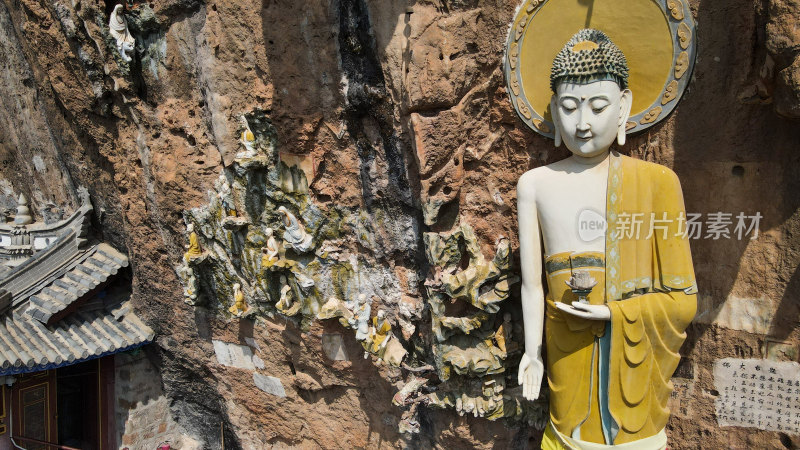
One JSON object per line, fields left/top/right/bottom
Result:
{"left": 185, "top": 231, "right": 203, "bottom": 261}
{"left": 543, "top": 151, "right": 697, "bottom": 447}
{"left": 367, "top": 316, "right": 393, "bottom": 355}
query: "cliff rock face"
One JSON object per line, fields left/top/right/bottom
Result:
{"left": 0, "top": 0, "right": 799, "bottom": 449}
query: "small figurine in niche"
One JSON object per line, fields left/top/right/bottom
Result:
{"left": 108, "top": 4, "right": 135, "bottom": 63}
{"left": 365, "top": 309, "right": 393, "bottom": 355}
{"left": 228, "top": 283, "right": 247, "bottom": 317}
{"left": 277, "top": 206, "right": 313, "bottom": 252}
{"left": 364, "top": 309, "right": 407, "bottom": 366}
{"left": 349, "top": 294, "right": 371, "bottom": 341}
{"left": 177, "top": 264, "right": 199, "bottom": 305}
{"left": 237, "top": 116, "right": 257, "bottom": 159}
{"left": 261, "top": 227, "right": 280, "bottom": 267}
{"left": 184, "top": 223, "right": 204, "bottom": 262}
{"left": 276, "top": 276, "right": 301, "bottom": 316}
{"left": 218, "top": 182, "right": 237, "bottom": 217}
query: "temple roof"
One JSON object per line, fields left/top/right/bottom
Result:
{"left": 25, "top": 242, "right": 128, "bottom": 324}
{"left": 0, "top": 296, "right": 153, "bottom": 375}
{"left": 0, "top": 196, "right": 153, "bottom": 375}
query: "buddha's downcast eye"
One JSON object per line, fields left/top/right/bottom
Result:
{"left": 560, "top": 98, "right": 578, "bottom": 111}
{"left": 590, "top": 98, "right": 610, "bottom": 113}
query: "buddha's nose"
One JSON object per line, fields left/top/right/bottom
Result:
{"left": 576, "top": 110, "right": 591, "bottom": 133}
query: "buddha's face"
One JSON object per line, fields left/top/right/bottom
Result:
{"left": 551, "top": 80, "right": 632, "bottom": 157}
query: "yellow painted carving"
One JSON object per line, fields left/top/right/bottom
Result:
{"left": 510, "top": 73, "right": 521, "bottom": 96}
{"left": 525, "top": 0, "right": 541, "bottom": 13}
{"left": 675, "top": 51, "right": 689, "bottom": 79}
{"left": 661, "top": 80, "right": 679, "bottom": 104}
{"left": 228, "top": 284, "right": 248, "bottom": 316}
{"left": 667, "top": 0, "right": 684, "bottom": 20}
{"left": 517, "top": 98, "right": 532, "bottom": 119}
{"left": 678, "top": 22, "right": 691, "bottom": 50}
{"left": 509, "top": 42, "right": 519, "bottom": 70}
{"left": 640, "top": 106, "right": 662, "bottom": 124}
{"left": 625, "top": 121, "right": 637, "bottom": 131}
{"left": 185, "top": 231, "right": 202, "bottom": 259}
{"left": 533, "top": 119, "right": 551, "bottom": 134}
{"left": 515, "top": 15, "right": 528, "bottom": 41}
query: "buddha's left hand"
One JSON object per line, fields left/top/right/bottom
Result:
{"left": 554, "top": 302, "right": 611, "bottom": 320}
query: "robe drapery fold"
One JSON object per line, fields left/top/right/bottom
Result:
{"left": 543, "top": 152, "right": 697, "bottom": 446}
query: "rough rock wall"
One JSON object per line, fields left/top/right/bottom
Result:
{"left": 0, "top": 0, "right": 798, "bottom": 449}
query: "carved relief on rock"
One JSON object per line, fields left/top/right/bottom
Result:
{"left": 420, "top": 223, "right": 544, "bottom": 425}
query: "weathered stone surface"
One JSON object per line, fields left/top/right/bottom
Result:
{"left": 213, "top": 340, "right": 257, "bottom": 371}
{"left": 774, "top": 56, "right": 800, "bottom": 117}
{"left": 322, "top": 333, "right": 349, "bottom": 361}
{"left": 0, "top": 0, "right": 799, "bottom": 448}
{"left": 253, "top": 372, "right": 287, "bottom": 398}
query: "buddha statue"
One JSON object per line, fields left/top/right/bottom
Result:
{"left": 108, "top": 5, "right": 135, "bottom": 63}
{"left": 516, "top": 29, "right": 697, "bottom": 449}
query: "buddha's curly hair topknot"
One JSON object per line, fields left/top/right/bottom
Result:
{"left": 550, "top": 29, "right": 629, "bottom": 93}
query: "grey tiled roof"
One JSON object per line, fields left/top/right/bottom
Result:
{"left": 0, "top": 206, "right": 92, "bottom": 312}
{"left": 0, "top": 299, "right": 153, "bottom": 375}
{"left": 0, "top": 201, "right": 154, "bottom": 375}
{"left": 25, "top": 243, "right": 128, "bottom": 324}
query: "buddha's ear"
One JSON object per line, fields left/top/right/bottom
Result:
{"left": 617, "top": 88, "right": 633, "bottom": 146}
{"left": 550, "top": 95, "right": 561, "bottom": 148}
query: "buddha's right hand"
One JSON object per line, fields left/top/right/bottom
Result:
{"left": 518, "top": 352, "right": 544, "bottom": 400}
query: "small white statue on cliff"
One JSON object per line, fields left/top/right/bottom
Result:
{"left": 349, "top": 294, "right": 371, "bottom": 341}
{"left": 237, "top": 116, "right": 258, "bottom": 159}
{"left": 261, "top": 227, "right": 280, "bottom": 267}
{"left": 108, "top": 5, "right": 135, "bottom": 63}
{"left": 218, "top": 182, "right": 237, "bottom": 217}
{"left": 277, "top": 206, "right": 313, "bottom": 252}
{"left": 365, "top": 309, "right": 392, "bottom": 355}
{"left": 276, "top": 275, "right": 301, "bottom": 316}
{"left": 184, "top": 223, "right": 204, "bottom": 262}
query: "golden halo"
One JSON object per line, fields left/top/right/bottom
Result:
{"left": 504, "top": 0, "right": 697, "bottom": 138}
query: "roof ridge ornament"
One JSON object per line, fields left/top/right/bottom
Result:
{"left": 13, "top": 194, "right": 32, "bottom": 226}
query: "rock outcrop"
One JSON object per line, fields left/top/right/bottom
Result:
{"left": 0, "top": 0, "right": 798, "bottom": 448}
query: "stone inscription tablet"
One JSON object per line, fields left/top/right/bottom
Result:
{"left": 714, "top": 358, "right": 800, "bottom": 434}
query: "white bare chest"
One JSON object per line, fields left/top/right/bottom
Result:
{"left": 533, "top": 164, "right": 608, "bottom": 255}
